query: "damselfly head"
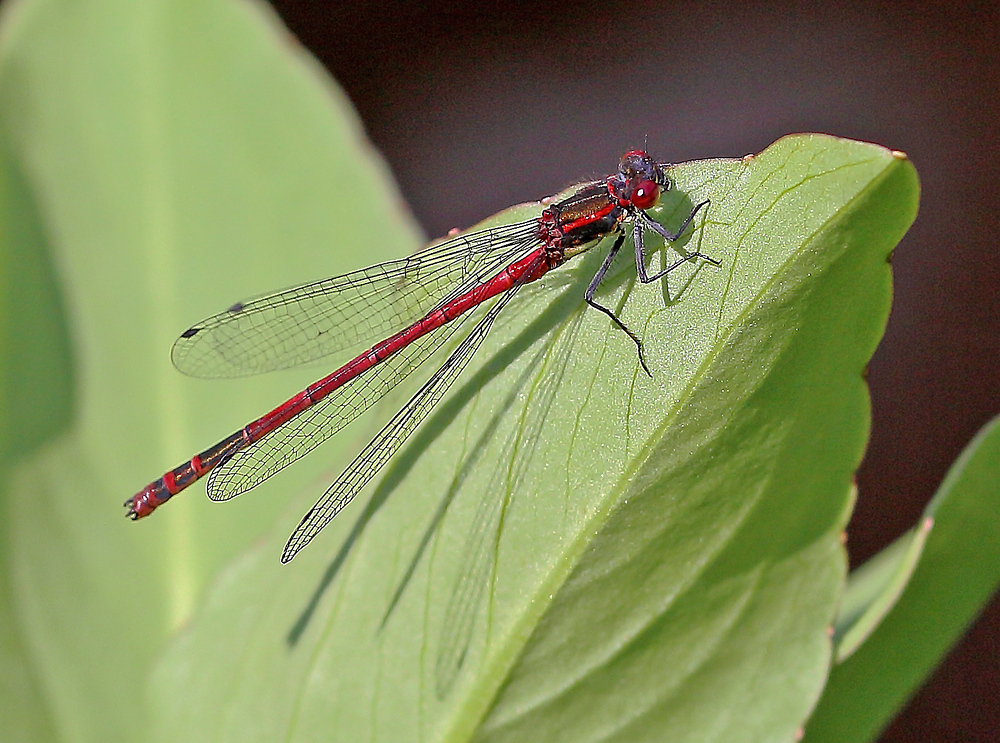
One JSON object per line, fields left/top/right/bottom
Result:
{"left": 612, "top": 150, "right": 669, "bottom": 210}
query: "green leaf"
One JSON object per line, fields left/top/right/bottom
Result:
{"left": 0, "top": 1, "right": 924, "bottom": 741}
{"left": 831, "top": 501, "right": 930, "bottom": 663}
{"left": 145, "top": 133, "right": 914, "bottom": 743}
{"left": 804, "top": 414, "right": 1000, "bottom": 743}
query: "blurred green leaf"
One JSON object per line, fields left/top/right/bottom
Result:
{"left": 804, "top": 414, "right": 1000, "bottom": 743}
{"left": 0, "top": 105, "right": 67, "bottom": 743}
{"left": 0, "top": 0, "right": 418, "bottom": 739}
{"left": 0, "top": 128, "right": 73, "bottom": 466}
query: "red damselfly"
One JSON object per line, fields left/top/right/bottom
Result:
{"left": 125, "top": 150, "right": 715, "bottom": 563}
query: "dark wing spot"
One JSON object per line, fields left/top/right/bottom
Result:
{"left": 180, "top": 326, "right": 201, "bottom": 338}
{"left": 228, "top": 302, "right": 245, "bottom": 313}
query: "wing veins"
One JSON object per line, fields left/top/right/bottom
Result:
{"left": 172, "top": 221, "right": 538, "bottom": 378}
{"left": 205, "top": 306, "right": 479, "bottom": 502}
{"left": 280, "top": 285, "right": 522, "bottom": 563}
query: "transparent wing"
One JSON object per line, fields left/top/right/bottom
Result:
{"left": 434, "top": 314, "right": 577, "bottom": 695}
{"left": 435, "top": 456, "right": 507, "bottom": 696}
{"left": 171, "top": 220, "right": 539, "bottom": 378}
{"left": 279, "top": 284, "right": 523, "bottom": 563}
{"left": 204, "top": 300, "right": 478, "bottom": 502}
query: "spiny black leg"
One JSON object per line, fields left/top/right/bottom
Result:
{"left": 636, "top": 199, "right": 719, "bottom": 284}
{"left": 585, "top": 233, "right": 652, "bottom": 377}
{"left": 649, "top": 198, "right": 711, "bottom": 242}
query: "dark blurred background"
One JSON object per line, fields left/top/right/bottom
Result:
{"left": 268, "top": 1, "right": 998, "bottom": 739}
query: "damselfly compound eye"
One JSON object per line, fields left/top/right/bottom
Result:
{"left": 631, "top": 179, "right": 659, "bottom": 209}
